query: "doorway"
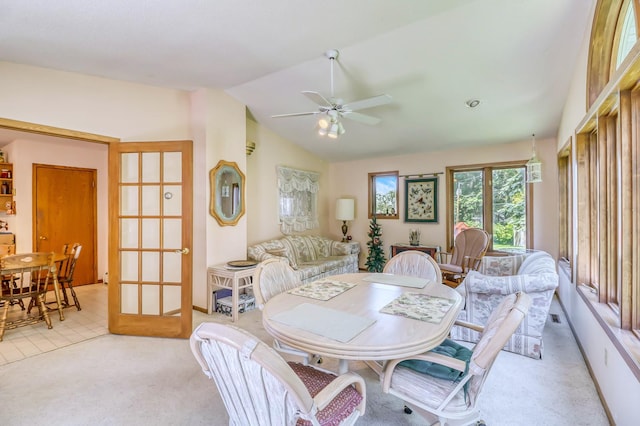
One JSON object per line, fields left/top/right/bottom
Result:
{"left": 33, "top": 164, "right": 97, "bottom": 285}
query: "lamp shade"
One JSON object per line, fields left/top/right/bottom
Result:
{"left": 335, "top": 198, "right": 355, "bottom": 221}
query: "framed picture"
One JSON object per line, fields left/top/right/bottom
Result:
{"left": 404, "top": 177, "right": 438, "bottom": 222}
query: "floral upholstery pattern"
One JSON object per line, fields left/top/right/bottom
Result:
{"left": 291, "top": 362, "right": 364, "bottom": 426}
{"left": 248, "top": 236, "right": 360, "bottom": 284}
{"left": 477, "top": 254, "right": 525, "bottom": 276}
{"left": 450, "top": 251, "right": 558, "bottom": 359}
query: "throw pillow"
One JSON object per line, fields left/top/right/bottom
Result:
{"left": 265, "top": 247, "right": 298, "bottom": 270}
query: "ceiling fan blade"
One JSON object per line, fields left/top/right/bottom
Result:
{"left": 272, "top": 111, "right": 319, "bottom": 118}
{"left": 302, "top": 91, "right": 333, "bottom": 107}
{"left": 342, "top": 94, "right": 392, "bottom": 112}
{"left": 341, "top": 111, "right": 381, "bottom": 125}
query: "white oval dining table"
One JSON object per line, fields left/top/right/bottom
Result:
{"left": 262, "top": 272, "right": 463, "bottom": 374}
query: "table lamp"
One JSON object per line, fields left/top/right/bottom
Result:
{"left": 335, "top": 198, "right": 355, "bottom": 242}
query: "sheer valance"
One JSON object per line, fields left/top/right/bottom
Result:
{"left": 277, "top": 166, "right": 319, "bottom": 234}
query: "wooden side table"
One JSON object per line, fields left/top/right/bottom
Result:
{"left": 207, "top": 264, "right": 256, "bottom": 322}
{"left": 390, "top": 243, "right": 441, "bottom": 261}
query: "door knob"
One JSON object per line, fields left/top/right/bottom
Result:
{"left": 39, "top": 236, "right": 47, "bottom": 240}
{"left": 174, "top": 248, "right": 190, "bottom": 255}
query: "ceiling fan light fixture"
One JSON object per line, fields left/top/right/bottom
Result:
{"left": 318, "top": 116, "right": 330, "bottom": 129}
{"left": 328, "top": 122, "right": 340, "bottom": 139}
{"left": 271, "top": 49, "right": 391, "bottom": 139}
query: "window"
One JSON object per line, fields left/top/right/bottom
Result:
{"left": 580, "top": 0, "right": 640, "bottom": 364}
{"left": 557, "top": 140, "right": 573, "bottom": 271}
{"left": 446, "top": 162, "right": 531, "bottom": 252}
{"left": 368, "top": 171, "right": 398, "bottom": 219}
{"left": 277, "top": 166, "right": 319, "bottom": 234}
{"left": 614, "top": 0, "right": 638, "bottom": 70}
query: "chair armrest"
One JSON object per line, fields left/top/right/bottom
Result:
{"left": 381, "top": 352, "right": 467, "bottom": 393}
{"left": 462, "top": 256, "right": 484, "bottom": 273}
{"left": 454, "top": 319, "right": 484, "bottom": 333}
{"left": 313, "top": 371, "right": 366, "bottom": 413}
{"left": 465, "top": 271, "right": 559, "bottom": 294}
{"left": 439, "top": 251, "right": 453, "bottom": 264}
{"left": 329, "top": 241, "right": 360, "bottom": 256}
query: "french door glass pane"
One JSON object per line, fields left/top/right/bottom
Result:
{"left": 453, "top": 170, "right": 483, "bottom": 236}
{"left": 492, "top": 168, "right": 526, "bottom": 250}
{"left": 119, "top": 148, "right": 185, "bottom": 318}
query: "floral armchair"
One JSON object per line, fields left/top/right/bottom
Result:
{"left": 450, "top": 250, "right": 558, "bottom": 359}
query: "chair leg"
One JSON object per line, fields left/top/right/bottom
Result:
{"left": 60, "top": 282, "right": 70, "bottom": 306}
{"left": 0, "top": 300, "right": 10, "bottom": 341}
{"left": 66, "top": 282, "right": 81, "bottom": 311}
{"left": 37, "top": 294, "right": 52, "bottom": 330}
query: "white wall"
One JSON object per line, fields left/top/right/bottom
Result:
{"left": 246, "top": 119, "right": 330, "bottom": 245}
{"left": 327, "top": 137, "right": 559, "bottom": 268}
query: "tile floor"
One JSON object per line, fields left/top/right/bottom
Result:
{"left": 0, "top": 283, "right": 108, "bottom": 365}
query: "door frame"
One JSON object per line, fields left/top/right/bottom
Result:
{"left": 1, "top": 117, "right": 195, "bottom": 338}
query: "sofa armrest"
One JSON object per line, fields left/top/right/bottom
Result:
{"left": 329, "top": 241, "right": 360, "bottom": 256}
{"left": 464, "top": 270, "right": 558, "bottom": 295}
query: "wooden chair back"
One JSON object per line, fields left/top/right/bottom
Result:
{"left": 0, "top": 252, "right": 55, "bottom": 340}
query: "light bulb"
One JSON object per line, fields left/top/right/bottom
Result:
{"left": 318, "top": 116, "right": 330, "bottom": 129}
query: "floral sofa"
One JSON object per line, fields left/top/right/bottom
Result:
{"left": 247, "top": 235, "right": 360, "bottom": 284}
{"left": 450, "top": 250, "right": 559, "bottom": 359}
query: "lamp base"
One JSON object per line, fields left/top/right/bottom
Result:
{"left": 341, "top": 221, "right": 349, "bottom": 242}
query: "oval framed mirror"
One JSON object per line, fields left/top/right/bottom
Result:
{"left": 209, "top": 160, "right": 245, "bottom": 226}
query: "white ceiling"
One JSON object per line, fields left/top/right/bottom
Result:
{"left": 0, "top": 0, "right": 595, "bottom": 161}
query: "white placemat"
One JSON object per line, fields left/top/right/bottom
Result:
{"left": 271, "top": 303, "right": 376, "bottom": 343}
{"left": 362, "top": 273, "right": 429, "bottom": 289}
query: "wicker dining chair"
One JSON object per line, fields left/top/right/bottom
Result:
{"left": 191, "top": 322, "right": 366, "bottom": 426}
{"left": 381, "top": 291, "right": 531, "bottom": 425}
{"left": 252, "top": 257, "right": 316, "bottom": 365}
{"left": 383, "top": 250, "right": 443, "bottom": 284}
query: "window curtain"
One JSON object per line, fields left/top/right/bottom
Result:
{"left": 277, "top": 166, "right": 319, "bottom": 234}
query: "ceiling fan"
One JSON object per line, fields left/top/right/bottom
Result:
{"left": 272, "top": 49, "right": 392, "bottom": 139}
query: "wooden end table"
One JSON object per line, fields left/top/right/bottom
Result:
{"left": 390, "top": 243, "right": 441, "bottom": 261}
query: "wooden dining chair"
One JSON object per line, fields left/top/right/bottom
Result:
{"left": 0, "top": 243, "right": 22, "bottom": 310}
{"left": 0, "top": 252, "right": 55, "bottom": 341}
{"left": 57, "top": 243, "right": 82, "bottom": 310}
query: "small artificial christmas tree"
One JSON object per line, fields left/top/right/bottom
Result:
{"left": 365, "top": 215, "right": 386, "bottom": 272}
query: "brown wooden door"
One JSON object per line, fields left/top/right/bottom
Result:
{"left": 108, "top": 141, "right": 193, "bottom": 338}
{"left": 33, "top": 164, "right": 97, "bottom": 286}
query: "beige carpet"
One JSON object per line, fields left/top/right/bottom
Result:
{"left": 0, "top": 288, "right": 609, "bottom": 425}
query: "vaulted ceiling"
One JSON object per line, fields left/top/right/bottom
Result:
{"left": 0, "top": 0, "right": 595, "bottom": 161}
